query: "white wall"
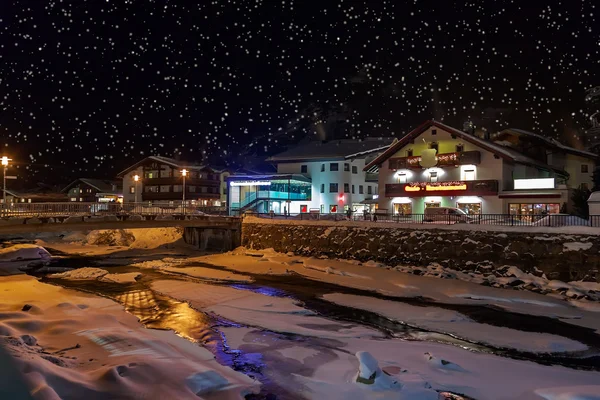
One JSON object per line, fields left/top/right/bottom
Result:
{"left": 122, "top": 167, "right": 143, "bottom": 203}
{"left": 565, "top": 154, "right": 594, "bottom": 190}
{"left": 276, "top": 158, "right": 378, "bottom": 212}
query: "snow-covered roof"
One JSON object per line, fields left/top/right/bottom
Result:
{"left": 61, "top": 178, "right": 121, "bottom": 194}
{"left": 117, "top": 155, "right": 217, "bottom": 177}
{"left": 588, "top": 191, "right": 600, "bottom": 203}
{"left": 499, "top": 128, "right": 598, "bottom": 159}
{"left": 364, "top": 120, "right": 568, "bottom": 175}
{"left": 267, "top": 138, "right": 393, "bottom": 162}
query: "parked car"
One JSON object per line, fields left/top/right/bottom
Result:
{"left": 424, "top": 207, "right": 473, "bottom": 223}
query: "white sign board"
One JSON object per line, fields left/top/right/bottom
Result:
{"left": 230, "top": 181, "right": 271, "bottom": 187}
{"left": 514, "top": 178, "right": 555, "bottom": 190}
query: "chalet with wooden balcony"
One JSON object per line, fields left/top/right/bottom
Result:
{"left": 117, "top": 156, "right": 228, "bottom": 206}
{"left": 365, "top": 120, "right": 597, "bottom": 216}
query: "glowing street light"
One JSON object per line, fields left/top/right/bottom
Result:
{"left": 181, "top": 169, "right": 188, "bottom": 216}
{"left": 1, "top": 156, "right": 11, "bottom": 216}
{"left": 133, "top": 174, "right": 140, "bottom": 203}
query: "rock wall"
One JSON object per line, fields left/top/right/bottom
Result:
{"left": 242, "top": 221, "right": 600, "bottom": 282}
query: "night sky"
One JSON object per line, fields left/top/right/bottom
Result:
{"left": 0, "top": 0, "right": 598, "bottom": 185}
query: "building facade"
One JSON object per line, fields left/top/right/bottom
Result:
{"left": 62, "top": 179, "right": 122, "bottom": 203}
{"left": 366, "top": 121, "right": 597, "bottom": 217}
{"left": 227, "top": 138, "right": 392, "bottom": 214}
{"left": 118, "top": 156, "right": 226, "bottom": 206}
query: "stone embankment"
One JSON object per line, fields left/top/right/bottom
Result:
{"left": 242, "top": 218, "right": 600, "bottom": 283}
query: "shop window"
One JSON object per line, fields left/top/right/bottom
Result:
{"left": 344, "top": 183, "right": 350, "bottom": 193}
{"left": 462, "top": 169, "right": 475, "bottom": 181}
{"left": 352, "top": 166, "right": 358, "bottom": 174}
{"left": 320, "top": 184, "right": 324, "bottom": 193}
{"left": 406, "top": 149, "right": 413, "bottom": 157}
{"left": 429, "top": 171, "right": 438, "bottom": 182}
{"left": 329, "top": 183, "right": 338, "bottom": 193}
{"left": 429, "top": 142, "right": 438, "bottom": 152}
{"left": 352, "top": 185, "right": 355, "bottom": 194}
{"left": 300, "top": 205, "right": 308, "bottom": 213}
{"left": 393, "top": 203, "right": 412, "bottom": 215}
{"left": 301, "top": 165, "right": 308, "bottom": 173}
{"left": 359, "top": 185, "right": 364, "bottom": 194}
{"left": 456, "top": 144, "right": 464, "bottom": 152}
{"left": 457, "top": 202, "right": 481, "bottom": 214}
{"left": 344, "top": 163, "right": 350, "bottom": 172}
{"left": 330, "top": 163, "right": 339, "bottom": 172}
{"left": 330, "top": 205, "right": 338, "bottom": 213}
{"left": 581, "top": 164, "right": 589, "bottom": 173}
{"left": 397, "top": 173, "right": 407, "bottom": 183}
{"left": 321, "top": 164, "right": 325, "bottom": 172}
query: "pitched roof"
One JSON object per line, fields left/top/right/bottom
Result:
{"left": 498, "top": 128, "right": 598, "bottom": 160}
{"left": 363, "top": 120, "right": 568, "bottom": 176}
{"left": 61, "top": 178, "right": 121, "bottom": 194}
{"left": 116, "top": 155, "right": 216, "bottom": 177}
{"left": 266, "top": 138, "right": 393, "bottom": 162}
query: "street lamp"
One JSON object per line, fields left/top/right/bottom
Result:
{"left": 133, "top": 174, "right": 140, "bottom": 203}
{"left": 181, "top": 169, "right": 187, "bottom": 216}
{"left": 1, "top": 156, "right": 10, "bottom": 217}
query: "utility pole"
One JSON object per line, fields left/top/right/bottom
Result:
{"left": 1, "top": 157, "right": 10, "bottom": 217}
{"left": 181, "top": 169, "right": 188, "bottom": 217}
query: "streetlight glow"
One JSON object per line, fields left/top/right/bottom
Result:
{"left": 133, "top": 174, "right": 140, "bottom": 204}
{"left": 1, "top": 156, "right": 9, "bottom": 167}
{"left": 134, "top": 174, "right": 139, "bottom": 182}
{"left": 181, "top": 169, "right": 188, "bottom": 177}
{"left": 1, "top": 156, "right": 10, "bottom": 215}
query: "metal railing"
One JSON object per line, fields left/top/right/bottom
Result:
{"left": 242, "top": 212, "right": 600, "bottom": 227}
{"left": 0, "top": 202, "right": 228, "bottom": 219}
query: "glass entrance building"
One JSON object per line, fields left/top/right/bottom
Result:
{"left": 227, "top": 174, "right": 312, "bottom": 215}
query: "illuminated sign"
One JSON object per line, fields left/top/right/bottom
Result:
{"left": 404, "top": 181, "right": 468, "bottom": 193}
{"left": 514, "top": 178, "right": 555, "bottom": 190}
{"left": 230, "top": 181, "right": 272, "bottom": 187}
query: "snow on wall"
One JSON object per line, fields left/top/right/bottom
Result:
{"left": 242, "top": 218, "right": 600, "bottom": 282}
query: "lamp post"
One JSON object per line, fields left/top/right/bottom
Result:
{"left": 133, "top": 174, "right": 139, "bottom": 204}
{"left": 1, "top": 157, "right": 10, "bottom": 217}
{"left": 181, "top": 169, "right": 187, "bottom": 217}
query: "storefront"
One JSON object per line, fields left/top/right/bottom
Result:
{"left": 227, "top": 174, "right": 312, "bottom": 215}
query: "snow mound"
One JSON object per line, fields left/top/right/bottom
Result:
{"left": 85, "top": 230, "right": 135, "bottom": 246}
{"left": 83, "top": 228, "right": 183, "bottom": 249}
{"left": 50, "top": 267, "right": 108, "bottom": 280}
{"left": 101, "top": 272, "right": 141, "bottom": 284}
{"left": 532, "top": 215, "right": 589, "bottom": 227}
{"left": 535, "top": 385, "right": 600, "bottom": 400}
{"left": 0, "top": 245, "right": 51, "bottom": 262}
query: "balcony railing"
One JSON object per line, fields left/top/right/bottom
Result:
{"left": 141, "top": 177, "right": 220, "bottom": 186}
{"left": 385, "top": 179, "right": 499, "bottom": 197}
{"left": 143, "top": 192, "right": 220, "bottom": 201}
{"left": 389, "top": 151, "right": 481, "bottom": 169}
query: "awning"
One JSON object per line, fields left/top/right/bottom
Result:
{"left": 499, "top": 191, "right": 563, "bottom": 199}
{"left": 360, "top": 199, "right": 379, "bottom": 204}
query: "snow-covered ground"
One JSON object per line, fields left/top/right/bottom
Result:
{"left": 0, "top": 275, "right": 259, "bottom": 399}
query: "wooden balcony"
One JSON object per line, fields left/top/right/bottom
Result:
{"left": 385, "top": 179, "right": 498, "bottom": 197}
{"left": 388, "top": 151, "right": 481, "bottom": 170}
{"left": 142, "top": 192, "right": 220, "bottom": 201}
{"left": 141, "top": 177, "right": 220, "bottom": 186}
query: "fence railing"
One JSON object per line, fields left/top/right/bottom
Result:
{"left": 242, "top": 212, "right": 600, "bottom": 227}
{"left": 0, "top": 202, "right": 228, "bottom": 218}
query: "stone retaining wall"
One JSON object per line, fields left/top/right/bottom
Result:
{"left": 242, "top": 220, "right": 600, "bottom": 282}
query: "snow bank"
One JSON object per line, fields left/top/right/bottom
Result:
{"left": 101, "top": 272, "right": 141, "bottom": 284}
{"left": 0, "top": 244, "right": 51, "bottom": 262}
{"left": 0, "top": 275, "right": 260, "bottom": 399}
{"left": 323, "top": 293, "right": 587, "bottom": 353}
{"left": 534, "top": 386, "right": 600, "bottom": 400}
{"left": 49, "top": 267, "right": 108, "bottom": 280}
{"left": 151, "top": 280, "right": 382, "bottom": 339}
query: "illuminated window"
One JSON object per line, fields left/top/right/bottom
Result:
{"left": 398, "top": 173, "right": 407, "bottom": 183}
{"left": 129, "top": 186, "right": 135, "bottom": 194}
{"left": 429, "top": 171, "right": 438, "bottom": 182}
{"left": 463, "top": 169, "right": 475, "bottom": 181}
{"left": 330, "top": 205, "right": 338, "bottom": 213}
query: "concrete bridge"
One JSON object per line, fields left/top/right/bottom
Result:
{"left": 0, "top": 216, "right": 242, "bottom": 251}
